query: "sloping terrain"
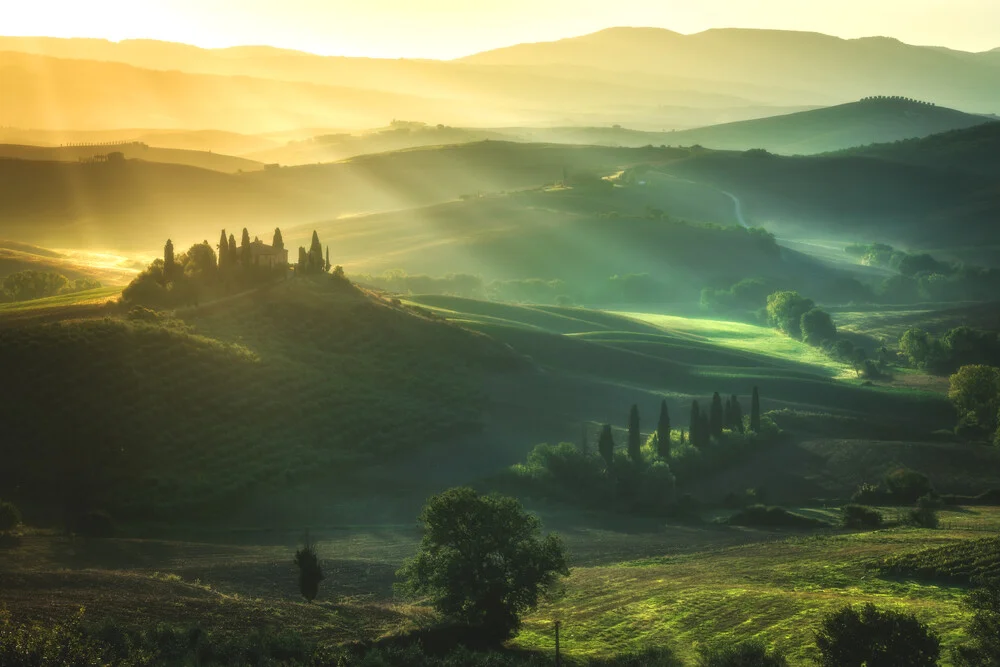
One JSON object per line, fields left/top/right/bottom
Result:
{"left": 0, "top": 143, "right": 265, "bottom": 173}
{"left": 0, "top": 279, "right": 519, "bottom": 517}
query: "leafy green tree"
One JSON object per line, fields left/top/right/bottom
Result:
{"left": 766, "top": 291, "right": 814, "bottom": 339}
{"left": 656, "top": 400, "right": 671, "bottom": 460}
{"left": 183, "top": 242, "right": 218, "bottom": 283}
{"left": 948, "top": 365, "right": 1000, "bottom": 434}
{"left": 163, "top": 239, "right": 175, "bottom": 282}
{"left": 598, "top": 424, "right": 615, "bottom": 469}
{"left": 800, "top": 308, "right": 837, "bottom": 346}
{"left": 627, "top": 404, "right": 642, "bottom": 463}
{"left": 884, "top": 467, "right": 933, "bottom": 504}
{"left": 272, "top": 227, "right": 284, "bottom": 251}
{"left": 294, "top": 533, "right": 324, "bottom": 602}
{"left": 816, "top": 603, "right": 940, "bottom": 667}
{"left": 397, "top": 487, "right": 568, "bottom": 642}
{"left": 710, "top": 392, "right": 724, "bottom": 438}
{"left": 954, "top": 579, "right": 1000, "bottom": 667}
{"left": 909, "top": 493, "right": 941, "bottom": 529}
{"left": 1, "top": 271, "right": 69, "bottom": 301}
{"left": 690, "top": 401, "right": 702, "bottom": 448}
{"left": 750, "top": 386, "right": 761, "bottom": 433}
{"left": 698, "top": 639, "right": 788, "bottom": 667}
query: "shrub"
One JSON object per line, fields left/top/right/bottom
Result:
{"left": 842, "top": 504, "right": 883, "bottom": 530}
{"left": 884, "top": 467, "right": 934, "bottom": 504}
{"left": 816, "top": 603, "right": 940, "bottom": 667}
{"left": 0, "top": 501, "right": 21, "bottom": 532}
{"left": 295, "top": 533, "right": 324, "bottom": 602}
{"left": 726, "top": 505, "right": 826, "bottom": 529}
{"left": 909, "top": 494, "right": 942, "bottom": 529}
{"left": 953, "top": 578, "right": 1000, "bottom": 666}
{"left": 126, "top": 306, "right": 161, "bottom": 322}
{"left": 698, "top": 639, "right": 788, "bottom": 666}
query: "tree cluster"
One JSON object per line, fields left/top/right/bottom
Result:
{"left": 900, "top": 327, "right": 1000, "bottom": 374}
{"left": 948, "top": 364, "right": 1000, "bottom": 442}
{"left": 1, "top": 270, "right": 101, "bottom": 302}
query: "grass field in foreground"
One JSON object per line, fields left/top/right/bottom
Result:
{"left": 516, "top": 506, "right": 1000, "bottom": 666}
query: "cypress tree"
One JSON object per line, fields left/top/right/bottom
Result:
{"left": 228, "top": 233, "right": 238, "bottom": 266}
{"left": 294, "top": 532, "right": 324, "bottom": 602}
{"left": 731, "top": 395, "right": 744, "bottom": 433}
{"left": 163, "top": 239, "right": 175, "bottom": 282}
{"left": 656, "top": 399, "right": 671, "bottom": 460}
{"left": 308, "top": 230, "right": 323, "bottom": 272}
{"left": 689, "top": 401, "right": 701, "bottom": 449}
{"left": 297, "top": 247, "right": 308, "bottom": 273}
{"left": 272, "top": 227, "right": 284, "bottom": 251}
{"left": 627, "top": 404, "right": 641, "bottom": 463}
{"left": 598, "top": 424, "right": 615, "bottom": 469}
{"left": 217, "top": 230, "right": 228, "bottom": 270}
{"left": 325, "top": 245, "right": 331, "bottom": 272}
{"left": 710, "top": 392, "right": 724, "bottom": 438}
{"left": 240, "top": 228, "right": 251, "bottom": 266}
{"left": 751, "top": 386, "right": 761, "bottom": 433}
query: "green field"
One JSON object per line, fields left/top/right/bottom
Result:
{"left": 0, "top": 285, "right": 122, "bottom": 313}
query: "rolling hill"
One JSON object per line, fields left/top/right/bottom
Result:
{"left": 654, "top": 97, "right": 993, "bottom": 154}
{"left": 0, "top": 143, "right": 265, "bottom": 173}
{"left": 0, "top": 142, "right": 674, "bottom": 250}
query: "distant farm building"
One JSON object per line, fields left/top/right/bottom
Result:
{"left": 242, "top": 239, "right": 288, "bottom": 268}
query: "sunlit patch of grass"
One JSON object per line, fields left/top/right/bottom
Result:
{"left": 612, "top": 311, "right": 850, "bottom": 378}
{"left": 0, "top": 286, "right": 122, "bottom": 313}
{"left": 514, "top": 519, "right": 1000, "bottom": 665}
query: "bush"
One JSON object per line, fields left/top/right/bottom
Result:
{"left": 126, "top": 306, "right": 161, "bottom": 322}
{"left": 884, "top": 467, "right": 934, "bottom": 504}
{"left": 0, "top": 501, "right": 21, "bottom": 532}
{"left": 698, "top": 639, "right": 788, "bottom": 666}
{"left": 953, "top": 578, "right": 1000, "bottom": 667}
{"left": 68, "top": 510, "right": 115, "bottom": 538}
{"left": 295, "top": 533, "right": 324, "bottom": 602}
{"left": 842, "top": 504, "right": 883, "bottom": 530}
{"left": 909, "top": 494, "right": 942, "bottom": 529}
{"left": 726, "top": 505, "right": 826, "bottom": 529}
{"left": 816, "top": 603, "right": 940, "bottom": 667}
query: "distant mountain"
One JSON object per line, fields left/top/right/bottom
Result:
{"left": 655, "top": 98, "right": 993, "bottom": 154}
{"left": 462, "top": 27, "right": 1000, "bottom": 113}
{"left": 0, "top": 143, "right": 265, "bottom": 173}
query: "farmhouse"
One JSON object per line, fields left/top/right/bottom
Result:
{"left": 242, "top": 238, "right": 288, "bottom": 268}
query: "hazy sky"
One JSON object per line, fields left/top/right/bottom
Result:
{"left": 6, "top": 0, "right": 1000, "bottom": 57}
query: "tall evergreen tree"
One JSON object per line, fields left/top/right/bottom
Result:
{"left": 598, "top": 424, "right": 615, "bottom": 469}
{"left": 163, "top": 239, "right": 175, "bottom": 282}
{"left": 627, "top": 404, "right": 641, "bottom": 463}
{"left": 656, "top": 399, "right": 671, "bottom": 460}
{"left": 689, "top": 401, "right": 701, "bottom": 449}
{"left": 272, "top": 227, "right": 284, "bottom": 251}
{"left": 325, "top": 245, "right": 331, "bottom": 272}
{"left": 217, "top": 230, "right": 228, "bottom": 270}
{"left": 240, "top": 228, "right": 251, "bottom": 266}
{"left": 308, "top": 230, "right": 323, "bottom": 272}
{"left": 731, "top": 394, "right": 744, "bottom": 433}
{"left": 297, "top": 247, "right": 308, "bottom": 273}
{"left": 227, "top": 234, "right": 238, "bottom": 266}
{"left": 710, "top": 392, "right": 724, "bottom": 438}
{"left": 751, "top": 386, "right": 761, "bottom": 433}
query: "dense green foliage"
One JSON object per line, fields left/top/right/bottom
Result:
{"left": 815, "top": 604, "right": 940, "bottom": 667}
{"left": 295, "top": 534, "right": 324, "bottom": 602}
{"left": 948, "top": 365, "right": 1000, "bottom": 439}
{"left": 725, "top": 505, "right": 826, "bottom": 529}
{"left": 878, "top": 537, "right": 1000, "bottom": 584}
{"left": 398, "top": 488, "right": 568, "bottom": 642}
{"left": 696, "top": 640, "right": 788, "bottom": 667}
{"left": 899, "top": 327, "right": 1000, "bottom": 374}
{"left": 1, "top": 270, "right": 101, "bottom": 302}
{"left": 841, "top": 504, "right": 883, "bottom": 530}
{"left": 954, "top": 579, "right": 1000, "bottom": 667}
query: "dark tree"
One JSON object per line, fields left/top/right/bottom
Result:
{"left": 163, "top": 239, "right": 175, "bottom": 283}
{"left": 272, "top": 227, "right": 284, "bottom": 251}
{"left": 656, "top": 399, "right": 671, "bottom": 460}
{"left": 240, "top": 228, "right": 251, "bottom": 266}
{"left": 699, "top": 639, "right": 788, "bottom": 667}
{"left": 217, "top": 230, "right": 228, "bottom": 270}
{"left": 954, "top": 579, "right": 1000, "bottom": 667}
{"left": 294, "top": 532, "right": 324, "bottom": 602}
{"left": 710, "top": 392, "right": 724, "bottom": 438}
{"left": 815, "top": 603, "right": 939, "bottom": 667}
{"left": 699, "top": 413, "right": 711, "bottom": 447}
{"left": 308, "top": 230, "right": 323, "bottom": 272}
{"left": 731, "top": 394, "right": 744, "bottom": 432}
{"left": 627, "top": 404, "right": 642, "bottom": 463}
{"left": 297, "top": 247, "right": 308, "bottom": 273}
{"left": 751, "top": 386, "right": 761, "bottom": 433}
{"left": 325, "top": 245, "right": 331, "bottom": 272}
{"left": 227, "top": 233, "right": 238, "bottom": 266}
{"left": 690, "top": 401, "right": 701, "bottom": 448}
{"left": 724, "top": 398, "right": 733, "bottom": 431}
{"left": 598, "top": 424, "right": 615, "bottom": 469}
{"left": 398, "top": 487, "right": 568, "bottom": 642}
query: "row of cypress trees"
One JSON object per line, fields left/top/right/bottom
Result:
{"left": 595, "top": 387, "right": 762, "bottom": 468}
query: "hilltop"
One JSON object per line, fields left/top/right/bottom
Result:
{"left": 0, "top": 142, "right": 265, "bottom": 173}
{"left": 656, "top": 98, "right": 993, "bottom": 154}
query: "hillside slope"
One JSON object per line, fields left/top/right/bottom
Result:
{"left": 0, "top": 278, "right": 518, "bottom": 517}
{"left": 0, "top": 143, "right": 265, "bottom": 173}
{"left": 660, "top": 98, "right": 993, "bottom": 154}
